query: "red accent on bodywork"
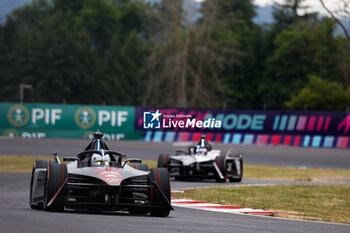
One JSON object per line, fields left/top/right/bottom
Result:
{"left": 215, "top": 156, "right": 220, "bottom": 167}
{"left": 154, "top": 169, "right": 159, "bottom": 199}
{"left": 47, "top": 161, "right": 50, "bottom": 179}
{"left": 163, "top": 155, "right": 168, "bottom": 165}
{"left": 47, "top": 177, "right": 68, "bottom": 207}
{"left": 93, "top": 167, "right": 123, "bottom": 185}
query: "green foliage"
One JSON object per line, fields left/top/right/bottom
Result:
{"left": 199, "top": 0, "right": 262, "bottom": 109}
{"left": 286, "top": 75, "right": 350, "bottom": 110}
{"left": 0, "top": 0, "right": 148, "bottom": 105}
{"left": 0, "top": 0, "right": 349, "bottom": 110}
{"left": 260, "top": 18, "right": 343, "bottom": 108}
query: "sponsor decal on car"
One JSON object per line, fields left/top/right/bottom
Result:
{"left": 94, "top": 167, "right": 123, "bottom": 185}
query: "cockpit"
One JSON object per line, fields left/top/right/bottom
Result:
{"left": 75, "top": 131, "right": 124, "bottom": 168}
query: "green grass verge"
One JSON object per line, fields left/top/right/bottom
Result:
{"left": 0, "top": 155, "right": 52, "bottom": 173}
{"left": 1, "top": 156, "right": 349, "bottom": 183}
{"left": 173, "top": 185, "right": 350, "bottom": 224}
{"left": 244, "top": 164, "right": 350, "bottom": 182}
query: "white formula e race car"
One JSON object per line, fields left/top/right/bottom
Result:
{"left": 29, "top": 131, "right": 172, "bottom": 217}
{"left": 157, "top": 137, "right": 243, "bottom": 182}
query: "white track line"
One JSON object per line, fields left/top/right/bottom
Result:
{"left": 171, "top": 198, "right": 276, "bottom": 216}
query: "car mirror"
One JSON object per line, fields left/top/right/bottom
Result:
{"left": 53, "top": 152, "right": 61, "bottom": 163}
{"left": 122, "top": 158, "right": 143, "bottom": 168}
{"left": 63, "top": 157, "right": 80, "bottom": 162}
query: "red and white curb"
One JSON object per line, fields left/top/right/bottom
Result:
{"left": 171, "top": 197, "right": 276, "bottom": 216}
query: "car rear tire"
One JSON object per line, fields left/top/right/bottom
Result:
{"left": 30, "top": 160, "right": 48, "bottom": 210}
{"left": 44, "top": 162, "right": 67, "bottom": 212}
{"left": 149, "top": 168, "right": 171, "bottom": 217}
{"left": 229, "top": 154, "right": 243, "bottom": 182}
{"left": 130, "top": 164, "right": 149, "bottom": 171}
{"left": 150, "top": 207, "right": 170, "bottom": 217}
{"left": 215, "top": 155, "right": 227, "bottom": 182}
{"left": 157, "top": 154, "right": 169, "bottom": 168}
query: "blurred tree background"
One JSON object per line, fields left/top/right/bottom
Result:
{"left": 0, "top": 0, "right": 349, "bottom": 110}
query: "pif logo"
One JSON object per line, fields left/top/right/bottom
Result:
{"left": 3, "top": 129, "right": 19, "bottom": 138}
{"left": 143, "top": 109, "right": 162, "bottom": 129}
{"left": 75, "top": 107, "right": 96, "bottom": 129}
{"left": 7, "top": 105, "right": 30, "bottom": 127}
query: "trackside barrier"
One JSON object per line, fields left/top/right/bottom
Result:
{"left": 135, "top": 107, "right": 350, "bottom": 149}
{"left": 1, "top": 103, "right": 349, "bottom": 148}
{"left": 0, "top": 102, "right": 141, "bottom": 140}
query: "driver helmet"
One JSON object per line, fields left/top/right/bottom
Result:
{"left": 91, "top": 153, "right": 110, "bottom": 167}
{"left": 103, "top": 154, "right": 111, "bottom": 166}
{"left": 199, "top": 135, "right": 207, "bottom": 148}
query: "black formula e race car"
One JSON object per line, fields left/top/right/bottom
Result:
{"left": 29, "top": 131, "right": 172, "bottom": 217}
{"left": 158, "top": 137, "right": 243, "bottom": 182}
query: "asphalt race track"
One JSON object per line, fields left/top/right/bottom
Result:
{"left": 0, "top": 138, "right": 350, "bottom": 233}
{"left": 0, "top": 172, "right": 349, "bottom": 233}
{"left": 0, "top": 138, "right": 349, "bottom": 169}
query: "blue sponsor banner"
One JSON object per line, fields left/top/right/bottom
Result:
{"left": 136, "top": 108, "right": 350, "bottom": 148}
{"left": 136, "top": 107, "right": 350, "bottom": 136}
